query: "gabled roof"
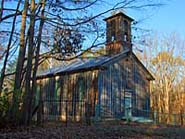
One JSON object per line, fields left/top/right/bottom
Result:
{"left": 104, "top": 11, "right": 134, "bottom": 22}
{"left": 36, "top": 49, "right": 154, "bottom": 80}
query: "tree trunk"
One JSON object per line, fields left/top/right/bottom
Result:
{"left": 21, "top": 0, "right": 36, "bottom": 126}
{"left": 10, "top": 0, "right": 29, "bottom": 124}
{"left": 30, "top": 0, "right": 46, "bottom": 124}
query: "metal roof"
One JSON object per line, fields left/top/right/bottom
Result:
{"left": 36, "top": 49, "right": 154, "bottom": 80}
{"left": 103, "top": 11, "right": 134, "bottom": 22}
{"left": 37, "top": 50, "right": 130, "bottom": 79}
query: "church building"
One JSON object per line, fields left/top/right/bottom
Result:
{"left": 36, "top": 11, "right": 154, "bottom": 122}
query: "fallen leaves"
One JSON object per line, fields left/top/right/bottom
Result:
{"left": 0, "top": 122, "right": 185, "bottom": 139}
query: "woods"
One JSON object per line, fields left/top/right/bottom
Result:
{"left": 0, "top": 0, "right": 184, "bottom": 129}
{"left": 137, "top": 33, "right": 185, "bottom": 124}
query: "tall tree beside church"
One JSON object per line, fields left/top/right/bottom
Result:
{"left": 10, "top": 0, "right": 29, "bottom": 123}
{"left": 31, "top": 0, "right": 46, "bottom": 125}
{"left": 21, "top": 0, "right": 36, "bottom": 125}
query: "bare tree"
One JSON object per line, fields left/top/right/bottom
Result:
{"left": 137, "top": 33, "right": 185, "bottom": 124}
{"left": 9, "top": 0, "right": 29, "bottom": 124}
{"left": 0, "top": 0, "right": 21, "bottom": 95}
{"left": 0, "top": 0, "right": 165, "bottom": 125}
{"left": 21, "top": 0, "right": 36, "bottom": 126}
{"left": 31, "top": 0, "right": 46, "bottom": 125}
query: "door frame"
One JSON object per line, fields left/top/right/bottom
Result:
{"left": 124, "top": 91, "right": 132, "bottom": 117}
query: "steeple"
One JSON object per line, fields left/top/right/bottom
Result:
{"left": 104, "top": 11, "right": 134, "bottom": 55}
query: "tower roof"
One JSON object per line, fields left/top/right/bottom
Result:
{"left": 104, "top": 11, "right": 134, "bottom": 22}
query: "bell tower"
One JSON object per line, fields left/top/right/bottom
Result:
{"left": 104, "top": 11, "right": 134, "bottom": 55}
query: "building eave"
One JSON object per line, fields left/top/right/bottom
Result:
{"left": 103, "top": 12, "right": 134, "bottom": 22}
{"left": 36, "top": 49, "right": 130, "bottom": 80}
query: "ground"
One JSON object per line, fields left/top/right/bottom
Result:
{"left": 0, "top": 121, "right": 185, "bottom": 139}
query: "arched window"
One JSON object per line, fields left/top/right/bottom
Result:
{"left": 123, "top": 20, "right": 129, "bottom": 42}
{"left": 124, "top": 20, "right": 128, "bottom": 33}
{"left": 110, "top": 20, "right": 116, "bottom": 42}
{"left": 107, "top": 19, "right": 116, "bottom": 43}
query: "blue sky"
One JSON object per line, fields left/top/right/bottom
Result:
{"left": 3, "top": 0, "right": 185, "bottom": 48}
{"left": 5, "top": 0, "right": 185, "bottom": 37}
{"left": 130, "top": 0, "right": 185, "bottom": 38}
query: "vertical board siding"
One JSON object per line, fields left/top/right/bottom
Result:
{"left": 99, "top": 60, "right": 127, "bottom": 118}
{"left": 38, "top": 71, "right": 99, "bottom": 122}
{"left": 132, "top": 58, "right": 151, "bottom": 117}
{"left": 99, "top": 55, "right": 150, "bottom": 118}
{"left": 36, "top": 55, "right": 151, "bottom": 121}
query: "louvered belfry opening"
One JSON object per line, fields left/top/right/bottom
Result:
{"left": 104, "top": 11, "right": 134, "bottom": 55}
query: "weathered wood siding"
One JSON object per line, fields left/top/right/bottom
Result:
{"left": 36, "top": 54, "right": 151, "bottom": 121}
{"left": 98, "top": 54, "right": 150, "bottom": 118}
{"left": 98, "top": 57, "right": 128, "bottom": 118}
{"left": 133, "top": 59, "right": 150, "bottom": 116}
{"left": 37, "top": 70, "right": 98, "bottom": 122}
